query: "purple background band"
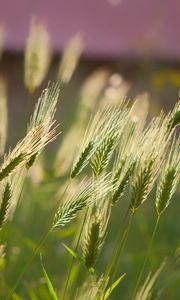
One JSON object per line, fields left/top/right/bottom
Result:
{"left": 0, "top": 0, "right": 179, "bottom": 58}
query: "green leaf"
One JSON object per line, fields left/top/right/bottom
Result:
{"left": 102, "top": 273, "right": 126, "bottom": 300}
{"left": 40, "top": 255, "right": 58, "bottom": 300}
{"left": 62, "top": 243, "right": 84, "bottom": 264}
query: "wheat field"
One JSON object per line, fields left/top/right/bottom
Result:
{"left": 0, "top": 21, "right": 180, "bottom": 300}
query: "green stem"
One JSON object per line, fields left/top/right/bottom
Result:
{"left": 104, "top": 204, "right": 131, "bottom": 281}
{"left": 109, "top": 212, "right": 134, "bottom": 287}
{"left": 102, "top": 211, "right": 134, "bottom": 300}
{"left": 62, "top": 207, "right": 88, "bottom": 300}
{"left": 6, "top": 178, "right": 71, "bottom": 299}
{"left": 131, "top": 215, "right": 160, "bottom": 300}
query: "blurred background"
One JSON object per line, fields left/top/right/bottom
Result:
{"left": 0, "top": 0, "right": 180, "bottom": 299}
{"left": 0, "top": 0, "right": 180, "bottom": 140}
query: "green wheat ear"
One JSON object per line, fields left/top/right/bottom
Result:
{"left": 130, "top": 158, "right": 154, "bottom": 213}
{"left": 0, "top": 182, "right": 12, "bottom": 230}
{"left": 71, "top": 139, "right": 95, "bottom": 178}
{"left": 91, "top": 128, "right": 118, "bottom": 177}
{"left": 111, "top": 161, "right": 135, "bottom": 205}
{"left": 83, "top": 219, "right": 102, "bottom": 270}
{"left": 168, "top": 100, "right": 180, "bottom": 130}
{"left": 0, "top": 154, "right": 25, "bottom": 182}
{"left": 156, "top": 138, "right": 180, "bottom": 215}
{"left": 53, "top": 194, "right": 89, "bottom": 228}
{"left": 156, "top": 168, "right": 176, "bottom": 215}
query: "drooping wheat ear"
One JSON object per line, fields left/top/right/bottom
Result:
{"left": 0, "top": 124, "right": 56, "bottom": 182}
{"left": 71, "top": 103, "right": 129, "bottom": 178}
{"left": 111, "top": 159, "right": 136, "bottom": 205}
{"left": 91, "top": 128, "right": 119, "bottom": 177}
{"left": 135, "top": 261, "right": 165, "bottom": 300}
{"left": 53, "top": 178, "right": 92, "bottom": 228}
{"left": 70, "top": 109, "right": 105, "bottom": 178}
{"left": 82, "top": 188, "right": 110, "bottom": 271}
{"left": 0, "top": 25, "right": 5, "bottom": 60}
{"left": 28, "top": 83, "right": 60, "bottom": 130}
{"left": 83, "top": 211, "right": 108, "bottom": 271}
{"left": 53, "top": 193, "right": 89, "bottom": 228}
{"left": 0, "top": 182, "right": 12, "bottom": 230}
{"left": 53, "top": 175, "right": 111, "bottom": 229}
{"left": 156, "top": 138, "right": 180, "bottom": 216}
{"left": 71, "top": 139, "right": 95, "bottom": 178}
{"left": 83, "top": 217, "right": 102, "bottom": 271}
{"left": 58, "top": 33, "right": 83, "bottom": 84}
{"left": 26, "top": 83, "right": 60, "bottom": 168}
{"left": 24, "top": 17, "right": 51, "bottom": 93}
{"left": 90, "top": 104, "right": 129, "bottom": 177}
{"left": 0, "top": 78, "right": 7, "bottom": 155}
{"left": 130, "top": 114, "right": 171, "bottom": 213}
{"left": 167, "top": 100, "right": 180, "bottom": 131}
{"left": 54, "top": 69, "right": 109, "bottom": 176}
{"left": 130, "top": 157, "right": 155, "bottom": 213}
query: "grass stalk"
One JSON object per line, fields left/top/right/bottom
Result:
{"left": 6, "top": 178, "right": 72, "bottom": 299}
{"left": 131, "top": 215, "right": 160, "bottom": 300}
{"left": 62, "top": 207, "right": 89, "bottom": 300}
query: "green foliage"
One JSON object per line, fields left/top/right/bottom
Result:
{"left": 40, "top": 255, "right": 58, "bottom": 300}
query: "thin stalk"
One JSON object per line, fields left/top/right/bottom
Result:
{"left": 6, "top": 178, "right": 71, "bottom": 299}
{"left": 62, "top": 207, "right": 88, "bottom": 300}
{"left": 106, "top": 212, "right": 134, "bottom": 297}
{"left": 6, "top": 228, "right": 52, "bottom": 300}
{"left": 104, "top": 204, "right": 131, "bottom": 280}
{"left": 132, "top": 215, "right": 160, "bottom": 300}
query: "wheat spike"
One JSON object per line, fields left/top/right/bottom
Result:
{"left": 53, "top": 175, "right": 111, "bottom": 229}
{"left": 71, "top": 140, "right": 95, "bottom": 178}
{"left": 24, "top": 18, "right": 51, "bottom": 93}
{"left": 91, "top": 128, "right": 119, "bottom": 177}
{"left": 53, "top": 194, "right": 89, "bottom": 228}
{"left": 83, "top": 217, "right": 102, "bottom": 270}
{"left": 130, "top": 114, "right": 171, "bottom": 213}
{"left": 0, "top": 124, "right": 56, "bottom": 182}
{"left": 90, "top": 104, "right": 129, "bottom": 176}
{"left": 26, "top": 83, "right": 60, "bottom": 168}
{"left": 111, "top": 159, "right": 136, "bottom": 205}
{"left": 0, "top": 182, "right": 12, "bottom": 230}
{"left": 58, "top": 33, "right": 83, "bottom": 84}
{"left": 156, "top": 138, "right": 180, "bottom": 215}
{"left": 54, "top": 69, "right": 109, "bottom": 176}
{"left": 130, "top": 157, "right": 155, "bottom": 213}
{"left": 4, "top": 84, "right": 60, "bottom": 218}
{"left": 82, "top": 185, "right": 110, "bottom": 271}
{"left": 82, "top": 208, "right": 109, "bottom": 271}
